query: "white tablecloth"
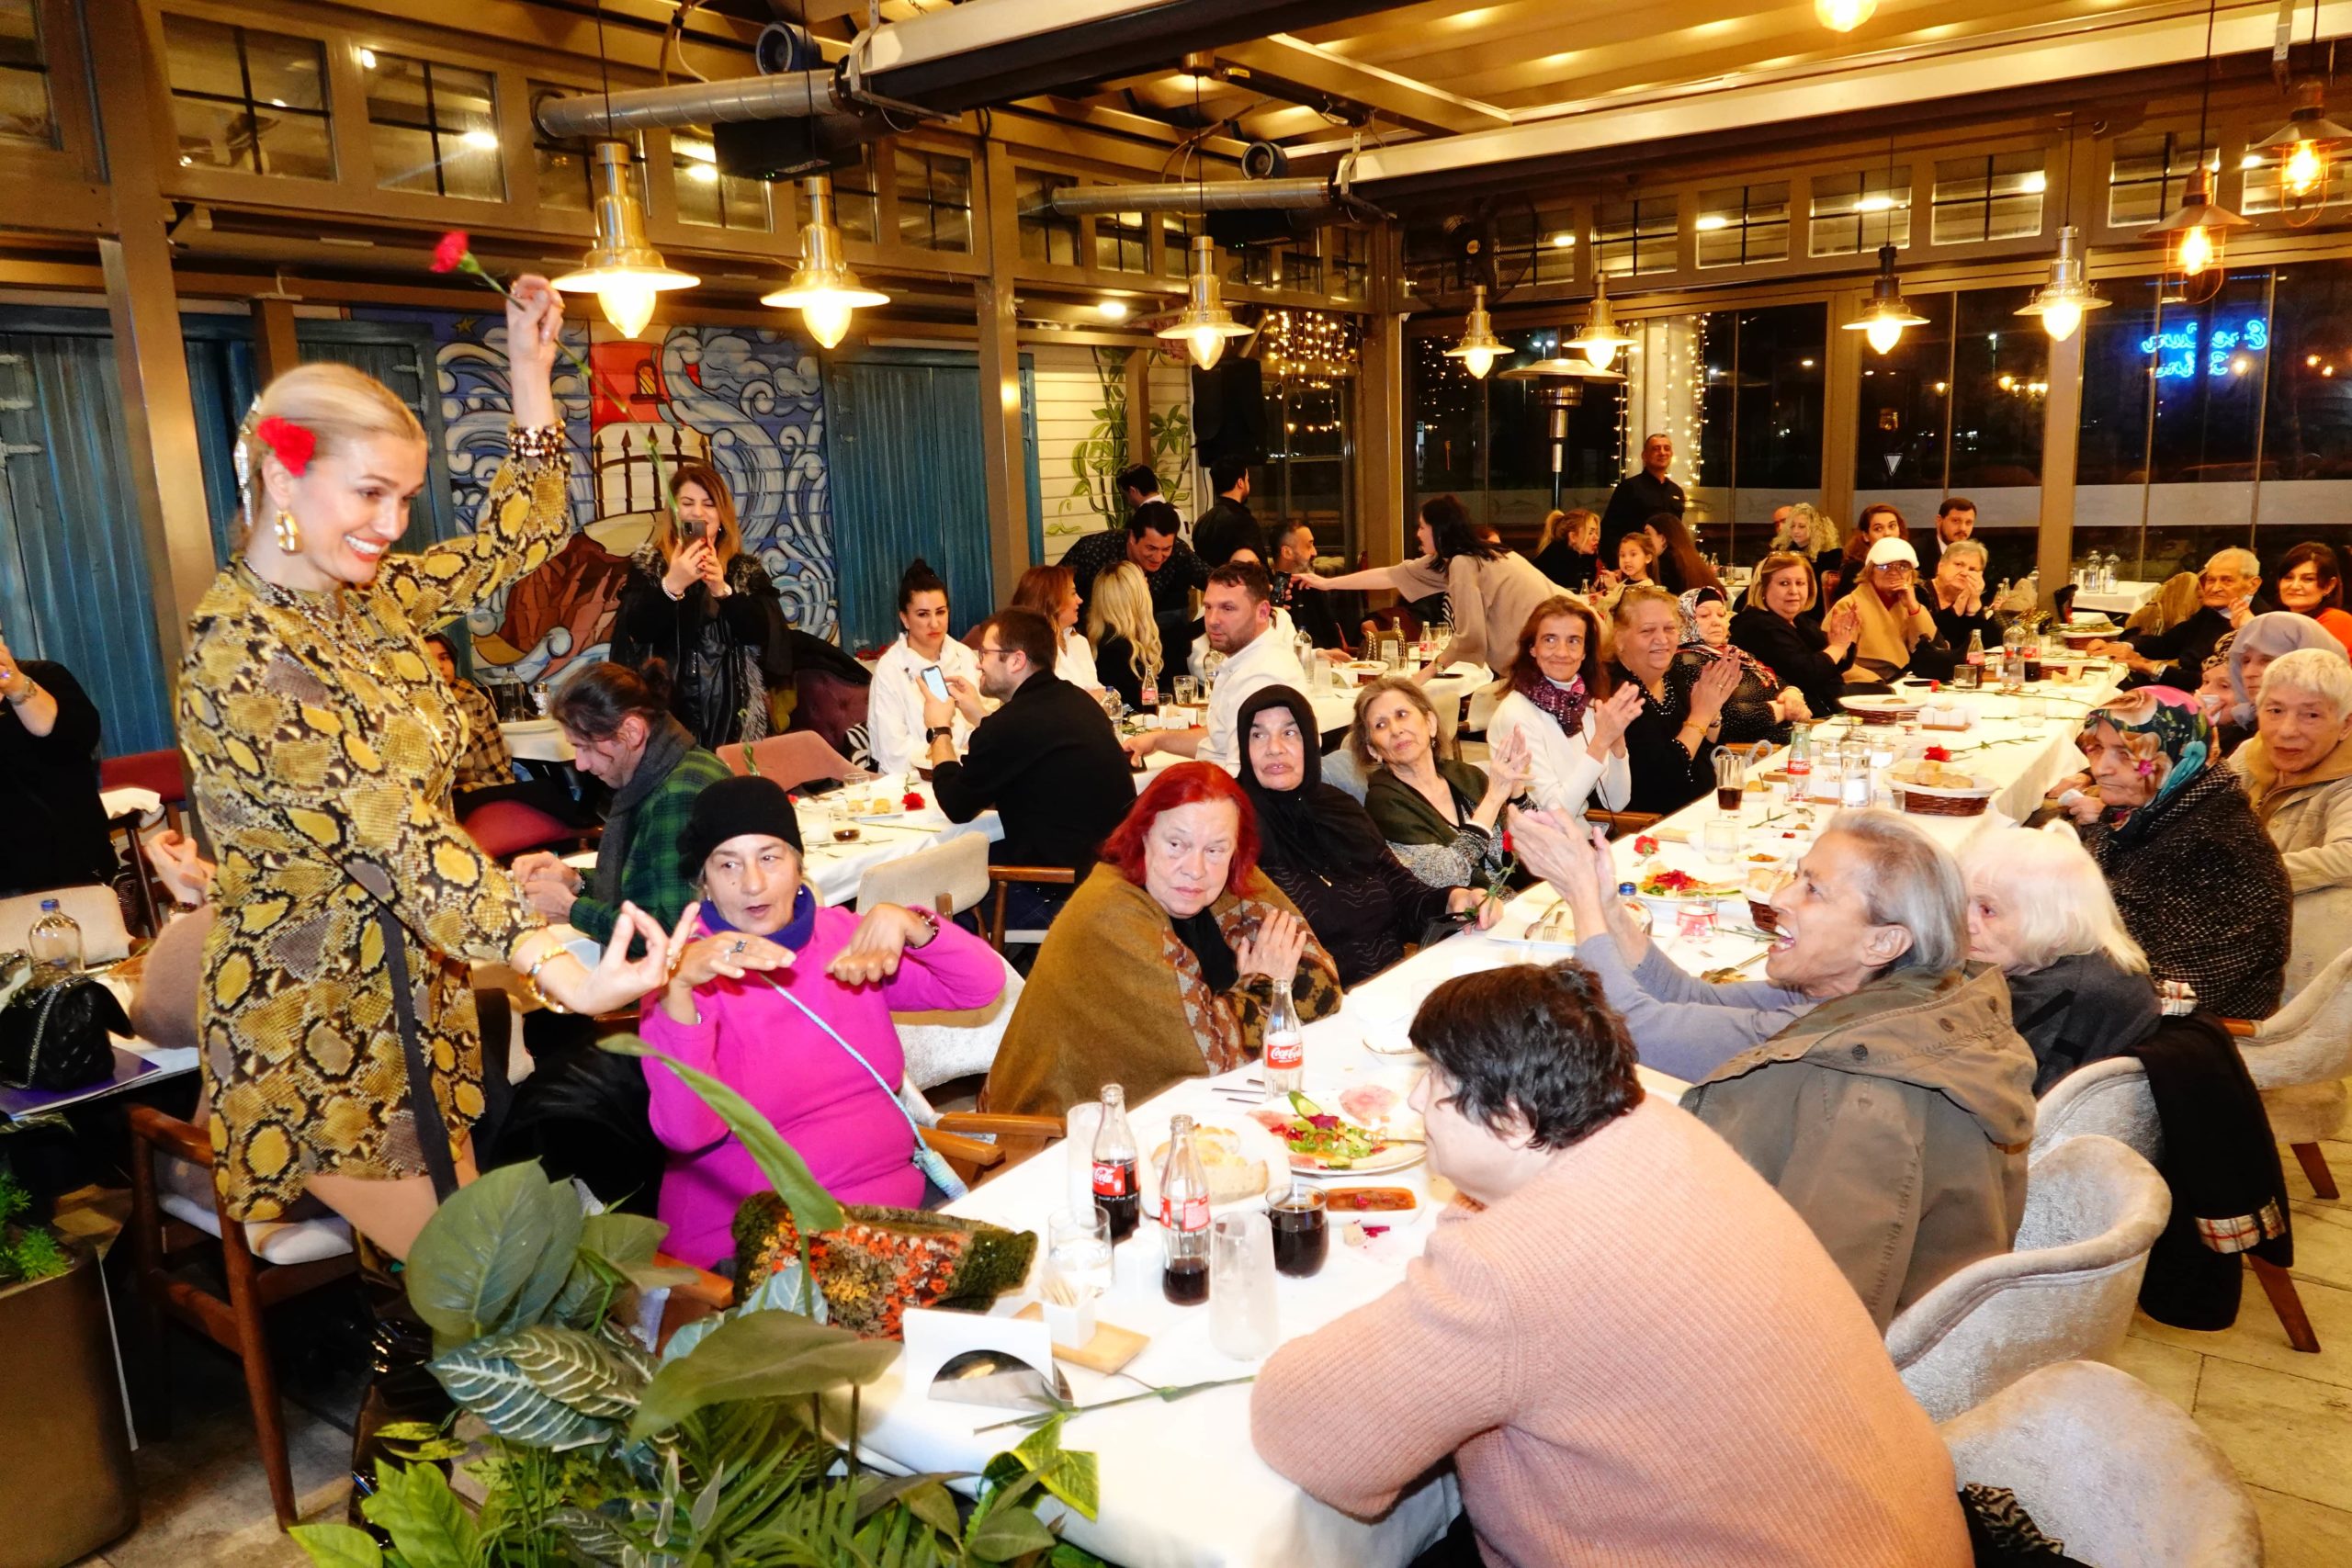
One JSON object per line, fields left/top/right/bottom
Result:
{"left": 841, "top": 671, "right": 2120, "bottom": 1565}
{"left": 792, "top": 777, "right": 1004, "bottom": 907}
{"left": 2071, "top": 580, "right": 2162, "bottom": 617}
{"left": 501, "top": 718, "right": 574, "bottom": 762}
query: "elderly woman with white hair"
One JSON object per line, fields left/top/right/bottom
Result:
{"left": 2233, "top": 647, "right": 2352, "bottom": 1000}
{"left": 2223, "top": 612, "right": 2347, "bottom": 741}
{"left": 1958, "top": 827, "right": 2158, "bottom": 1094}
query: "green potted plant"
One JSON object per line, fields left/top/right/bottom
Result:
{"left": 0, "top": 1161, "right": 139, "bottom": 1567}
{"left": 290, "top": 1038, "right": 1104, "bottom": 1568}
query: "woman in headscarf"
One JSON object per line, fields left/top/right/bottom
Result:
{"left": 2061, "top": 687, "right": 2291, "bottom": 1020}
{"left": 1238, "top": 685, "right": 1495, "bottom": 986}
{"left": 2223, "top": 612, "right": 2346, "bottom": 748}
{"left": 2231, "top": 647, "right": 2352, "bottom": 1001}
{"left": 1678, "top": 585, "right": 1803, "bottom": 746}
{"left": 984, "top": 763, "right": 1342, "bottom": 1116}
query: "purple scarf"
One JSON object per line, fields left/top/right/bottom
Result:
{"left": 1511, "top": 662, "right": 1590, "bottom": 735}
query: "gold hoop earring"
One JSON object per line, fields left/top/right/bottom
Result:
{"left": 273, "top": 510, "right": 301, "bottom": 554}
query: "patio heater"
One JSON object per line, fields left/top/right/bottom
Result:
{"left": 1500, "top": 347, "right": 1625, "bottom": 513}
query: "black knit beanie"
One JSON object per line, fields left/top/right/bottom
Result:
{"left": 679, "top": 773, "right": 803, "bottom": 875}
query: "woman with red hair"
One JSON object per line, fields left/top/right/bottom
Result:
{"left": 984, "top": 761, "right": 1343, "bottom": 1116}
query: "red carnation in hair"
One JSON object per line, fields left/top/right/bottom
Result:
{"left": 430, "top": 230, "right": 471, "bottom": 274}
{"left": 254, "top": 415, "right": 314, "bottom": 476}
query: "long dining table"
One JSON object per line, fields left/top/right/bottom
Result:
{"left": 832, "top": 669, "right": 2127, "bottom": 1566}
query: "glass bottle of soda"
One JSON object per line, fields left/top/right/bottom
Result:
{"left": 1959, "top": 629, "right": 1985, "bottom": 690}
{"left": 1785, "top": 723, "right": 1814, "bottom": 799}
{"left": 1159, "top": 1114, "right": 1212, "bottom": 1305}
{"left": 1261, "top": 975, "right": 1304, "bottom": 1100}
{"left": 1091, "top": 1084, "right": 1141, "bottom": 1242}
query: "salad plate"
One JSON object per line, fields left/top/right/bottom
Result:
{"left": 1248, "top": 1088, "right": 1427, "bottom": 1176}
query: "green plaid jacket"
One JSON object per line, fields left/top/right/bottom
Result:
{"left": 570, "top": 747, "right": 731, "bottom": 944}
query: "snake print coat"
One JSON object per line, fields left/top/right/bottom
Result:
{"left": 177, "top": 429, "right": 567, "bottom": 1220}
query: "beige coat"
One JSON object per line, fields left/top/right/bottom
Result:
{"left": 2233, "top": 741, "right": 2352, "bottom": 1001}
{"left": 1680, "top": 963, "right": 2038, "bottom": 1329}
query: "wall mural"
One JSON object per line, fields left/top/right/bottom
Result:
{"left": 362, "top": 307, "right": 835, "bottom": 687}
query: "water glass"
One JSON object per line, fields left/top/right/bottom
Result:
{"left": 1047, "top": 1208, "right": 1115, "bottom": 1302}
{"left": 1713, "top": 748, "right": 1747, "bottom": 812}
{"left": 1173, "top": 675, "right": 1202, "bottom": 707}
{"left": 1838, "top": 741, "right": 1872, "bottom": 807}
{"left": 1698, "top": 814, "right": 1741, "bottom": 865}
{"left": 1208, "top": 1211, "right": 1280, "bottom": 1359}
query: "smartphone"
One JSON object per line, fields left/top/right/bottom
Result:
{"left": 918, "top": 664, "right": 950, "bottom": 702}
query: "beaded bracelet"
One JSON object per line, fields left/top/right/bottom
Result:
{"left": 523, "top": 947, "right": 572, "bottom": 1014}
{"left": 509, "top": 423, "right": 566, "bottom": 465}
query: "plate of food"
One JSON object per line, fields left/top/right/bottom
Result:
{"left": 1136, "top": 1114, "right": 1287, "bottom": 1216}
{"left": 1633, "top": 867, "right": 1743, "bottom": 919}
{"left": 1248, "top": 1088, "right": 1426, "bottom": 1176}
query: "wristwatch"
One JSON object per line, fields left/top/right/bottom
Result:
{"left": 925, "top": 725, "right": 954, "bottom": 741}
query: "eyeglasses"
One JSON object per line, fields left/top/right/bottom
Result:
{"left": 1869, "top": 562, "right": 1915, "bottom": 574}
{"left": 977, "top": 647, "right": 1016, "bottom": 660}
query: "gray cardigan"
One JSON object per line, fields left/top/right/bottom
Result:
{"left": 1574, "top": 930, "right": 1815, "bottom": 1083}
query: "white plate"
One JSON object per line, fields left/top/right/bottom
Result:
{"left": 501, "top": 717, "right": 560, "bottom": 734}
{"left": 1136, "top": 1112, "right": 1287, "bottom": 1217}
{"left": 1250, "top": 1086, "right": 1430, "bottom": 1178}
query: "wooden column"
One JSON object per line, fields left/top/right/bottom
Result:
{"left": 1355, "top": 225, "right": 1407, "bottom": 569}
{"left": 975, "top": 143, "right": 1033, "bottom": 597}
{"left": 90, "top": 0, "right": 215, "bottom": 672}
{"left": 1819, "top": 281, "right": 1866, "bottom": 531}
{"left": 1124, "top": 346, "right": 1151, "bottom": 483}
{"left": 251, "top": 296, "right": 302, "bottom": 385}
{"left": 2038, "top": 325, "right": 2086, "bottom": 590}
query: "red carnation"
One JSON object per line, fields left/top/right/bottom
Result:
{"left": 430, "top": 230, "right": 471, "bottom": 274}
{"left": 901, "top": 791, "right": 924, "bottom": 811}
{"left": 254, "top": 415, "right": 313, "bottom": 476}
{"left": 1634, "top": 834, "right": 1660, "bottom": 857}
{"left": 1924, "top": 745, "right": 1952, "bottom": 762}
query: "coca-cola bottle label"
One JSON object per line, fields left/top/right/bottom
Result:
{"left": 1092, "top": 1161, "right": 1129, "bottom": 1196}
{"left": 1179, "top": 1196, "right": 1209, "bottom": 1231}
{"left": 1265, "top": 1033, "right": 1303, "bottom": 1071}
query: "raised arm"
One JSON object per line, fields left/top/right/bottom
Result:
{"left": 381, "top": 277, "right": 572, "bottom": 630}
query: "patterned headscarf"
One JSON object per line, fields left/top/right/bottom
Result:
{"left": 1679, "top": 585, "right": 1781, "bottom": 690}
{"left": 2076, "top": 686, "right": 2212, "bottom": 824}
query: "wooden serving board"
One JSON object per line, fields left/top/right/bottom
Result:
{"left": 1015, "top": 1303, "right": 1149, "bottom": 1375}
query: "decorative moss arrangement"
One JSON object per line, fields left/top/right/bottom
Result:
{"left": 0, "top": 1171, "right": 72, "bottom": 1287}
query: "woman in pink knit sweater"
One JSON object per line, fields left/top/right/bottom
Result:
{"left": 638, "top": 776, "right": 1004, "bottom": 1267}
{"left": 1250, "top": 962, "right": 1970, "bottom": 1567}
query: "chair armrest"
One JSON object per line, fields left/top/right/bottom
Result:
{"left": 934, "top": 1111, "right": 1065, "bottom": 1141}
{"left": 919, "top": 1126, "right": 1008, "bottom": 1171}
{"left": 652, "top": 1254, "right": 733, "bottom": 1309}
{"left": 986, "top": 866, "right": 1077, "bottom": 886}
{"left": 1584, "top": 809, "right": 1664, "bottom": 838}
{"left": 2216, "top": 1016, "right": 2259, "bottom": 1038}
{"left": 130, "top": 1102, "right": 213, "bottom": 1166}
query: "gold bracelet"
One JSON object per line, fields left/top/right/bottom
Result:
{"left": 508, "top": 423, "right": 566, "bottom": 465}
{"left": 523, "top": 949, "right": 572, "bottom": 1014}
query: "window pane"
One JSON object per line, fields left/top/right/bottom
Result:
{"left": 255, "top": 108, "right": 334, "bottom": 180}
{"left": 371, "top": 120, "right": 438, "bottom": 195}
{"left": 243, "top": 28, "right": 326, "bottom": 111}
{"left": 1329, "top": 226, "right": 1370, "bottom": 300}
{"left": 171, "top": 96, "right": 254, "bottom": 173}
{"left": 164, "top": 15, "right": 334, "bottom": 180}
{"left": 1931, "top": 152, "right": 2044, "bottom": 245}
{"left": 1161, "top": 211, "right": 1199, "bottom": 277}
{"left": 1408, "top": 333, "right": 1479, "bottom": 497}
{"left": 1594, "top": 195, "right": 1677, "bottom": 276}
{"left": 1854, "top": 292, "right": 1954, "bottom": 491}
{"left": 1809, "top": 166, "right": 1910, "bottom": 256}
{"left": 163, "top": 14, "right": 246, "bottom": 100}
{"left": 2255, "top": 263, "right": 2352, "bottom": 559}
{"left": 0, "top": 0, "right": 52, "bottom": 150}
{"left": 1696, "top": 182, "right": 1789, "bottom": 268}
{"left": 896, "top": 147, "right": 971, "bottom": 252}
{"left": 675, "top": 130, "right": 768, "bottom": 231}
{"left": 1531, "top": 203, "right": 1578, "bottom": 284}
{"left": 1947, "top": 287, "right": 2047, "bottom": 491}
{"left": 1016, "top": 168, "right": 1080, "bottom": 266}
{"left": 2108, "top": 135, "right": 2215, "bottom": 228}
{"left": 362, "top": 53, "right": 504, "bottom": 199}
{"left": 530, "top": 81, "right": 594, "bottom": 211}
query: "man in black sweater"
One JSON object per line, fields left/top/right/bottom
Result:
{"left": 1271, "top": 520, "right": 1349, "bottom": 650}
{"left": 922, "top": 606, "right": 1135, "bottom": 931}
{"left": 1193, "top": 453, "right": 1265, "bottom": 570}
{"left": 2092, "top": 547, "right": 2271, "bottom": 689}
{"left": 1599, "top": 433, "right": 1685, "bottom": 556}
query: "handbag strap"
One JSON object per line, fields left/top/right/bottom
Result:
{"left": 752, "top": 970, "right": 927, "bottom": 1143}
{"left": 376, "top": 906, "right": 460, "bottom": 1201}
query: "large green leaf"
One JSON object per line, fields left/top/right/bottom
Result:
{"left": 551, "top": 1211, "right": 685, "bottom": 1328}
{"left": 966, "top": 1505, "right": 1056, "bottom": 1562}
{"left": 432, "top": 1324, "right": 642, "bottom": 1449}
{"left": 402, "top": 1162, "right": 571, "bottom": 1348}
{"left": 358, "top": 1461, "right": 478, "bottom": 1568}
{"left": 629, "top": 1307, "right": 898, "bottom": 1440}
{"left": 501, "top": 1175, "right": 584, "bottom": 1334}
{"left": 602, "top": 1036, "right": 843, "bottom": 1235}
{"left": 1013, "top": 1421, "right": 1100, "bottom": 1522}
{"left": 288, "top": 1522, "right": 383, "bottom": 1568}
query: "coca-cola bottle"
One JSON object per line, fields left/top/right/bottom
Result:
{"left": 1959, "top": 629, "right": 1985, "bottom": 690}
{"left": 1159, "top": 1114, "right": 1212, "bottom": 1305}
{"left": 1091, "top": 1084, "right": 1141, "bottom": 1242}
{"left": 1785, "top": 723, "right": 1814, "bottom": 800}
{"left": 1261, "top": 974, "right": 1304, "bottom": 1099}
{"left": 1139, "top": 664, "right": 1159, "bottom": 710}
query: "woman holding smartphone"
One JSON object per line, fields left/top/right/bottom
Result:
{"left": 868, "top": 558, "right": 981, "bottom": 773}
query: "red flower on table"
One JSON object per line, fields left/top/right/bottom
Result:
{"left": 1924, "top": 745, "right": 1952, "bottom": 762}
{"left": 1634, "top": 834, "right": 1660, "bottom": 857}
{"left": 430, "top": 230, "right": 471, "bottom": 274}
{"left": 901, "top": 791, "right": 925, "bottom": 811}
{"left": 254, "top": 416, "right": 313, "bottom": 476}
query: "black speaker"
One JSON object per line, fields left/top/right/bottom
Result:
{"left": 1192, "top": 359, "right": 1265, "bottom": 468}
{"left": 713, "top": 116, "right": 871, "bottom": 182}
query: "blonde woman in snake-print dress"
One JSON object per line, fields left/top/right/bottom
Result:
{"left": 176, "top": 276, "right": 676, "bottom": 1258}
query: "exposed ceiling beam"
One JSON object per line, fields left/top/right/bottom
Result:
{"left": 1209, "top": 33, "right": 1510, "bottom": 136}
{"left": 1346, "top": 0, "right": 2352, "bottom": 192}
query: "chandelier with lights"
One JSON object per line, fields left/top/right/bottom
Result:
{"left": 1843, "top": 242, "right": 1928, "bottom": 355}
{"left": 763, "top": 175, "right": 890, "bottom": 349}
{"left": 2013, "top": 122, "right": 2108, "bottom": 343}
{"left": 2254, "top": 78, "right": 2351, "bottom": 224}
{"left": 1445, "top": 284, "right": 1505, "bottom": 378}
{"left": 550, "top": 141, "right": 698, "bottom": 339}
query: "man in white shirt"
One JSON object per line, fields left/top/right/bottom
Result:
{"left": 1125, "top": 562, "right": 1307, "bottom": 772}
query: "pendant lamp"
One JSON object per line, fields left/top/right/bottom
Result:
{"left": 1157, "top": 235, "right": 1251, "bottom": 369}
{"left": 2253, "top": 78, "right": 2351, "bottom": 224}
{"left": 1842, "top": 243, "right": 1928, "bottom": 355}
{"left": 1815, "top": 0, "right": 1877, "bottom": 31}
{"left": 763, "top": 175, "right": 890, "bottom": 350}
{"left": 1445, "top": 285, "right": 1505, "bottom": 379}
{"left": 1564, "top": 275, "right": 1635, "bottom": 372}
{"left": 2014, "top": 225, "right": 2109, "bottom": 343}
{"left": 550, "top": 141, "right": 698, "bottom": 340}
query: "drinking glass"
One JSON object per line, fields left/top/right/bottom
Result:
{"left": 1713, "top": 749, "right": 1747, "bottom": 813}
{"left": 1048, "top": 1208, "right": 1115, "bottom": 1301}
{"left": 1208, "top": 1211, "right": 1280, "bottom": 1359}
{"left": 1269, "top": 1186, "right": 1329, "bottom": 1278}
{"left": 1838, "top": 741, "right": 1872, "bottom": 807}
{"left": 1698, "top": 814, "right": 1741, "bottom": 865}
{"left": 1173, "top": 675, "right": 1202, "bottom": 708}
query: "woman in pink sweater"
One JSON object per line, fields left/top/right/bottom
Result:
{"left": 1250, "top": 962, "right": 1970, "bottom": 1567}
{"left": 639, "top": 776, "right": 1004, "bottom": 1267}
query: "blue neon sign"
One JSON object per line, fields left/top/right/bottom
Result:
{"left": 2143, "top": 317, "right": 2268, "bottom": 378}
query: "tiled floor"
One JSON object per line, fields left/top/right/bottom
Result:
{"left": 64, "top": 1138, "right": 2352, "bottom": 1565}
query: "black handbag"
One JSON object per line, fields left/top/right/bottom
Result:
{"left": 0, "top": 951, "right": 130, "bottom": 1092}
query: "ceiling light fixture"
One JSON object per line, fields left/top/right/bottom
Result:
{"left": 1843, "top": 242, "right": 1928, "bottom": 354}
{"left": 2254, "top": 77, "right": 2351, "bottom": 225}
{"left": 2015, "top": 225, "right": 2109, "bottom": 342}
{"left": 551, "top": 141, "right": 698, "bottom": 339}
{"left": 762, "top": 174, "right": 889, "bottom": 350}
{"left": 1564, "top": 275, "right": 1635, "bottom": 371}
{"left": 1158, "top": 235, "right": 1251, "bottom": 369}
{"left": 1444, "top": 284, "right": 1504, "bottom": 379}
{"left": 1815, "top": 0, "right": 1878, "bottom": 33}
{"left": 1097, "top": 299, "right": 1129, "bottom": 321}
{"left": 2145, "top": 0, "right": 2249, "bottom": 303}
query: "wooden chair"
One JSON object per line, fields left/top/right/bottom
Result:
{"left": 126, "top": 1105, "right": 360, "bottom": 1529}
{"left": 100, "top": 749, "right": 191, "bottom": 937}
{"left": 983, "top": 865, "right": 1076, "bottom": 950}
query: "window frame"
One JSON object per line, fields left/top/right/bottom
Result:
{"left": 359, "top": 48, "right": 503, "bottom": 202}
{"left": 159, "top": 9, "right": 336, "bottom": 182}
